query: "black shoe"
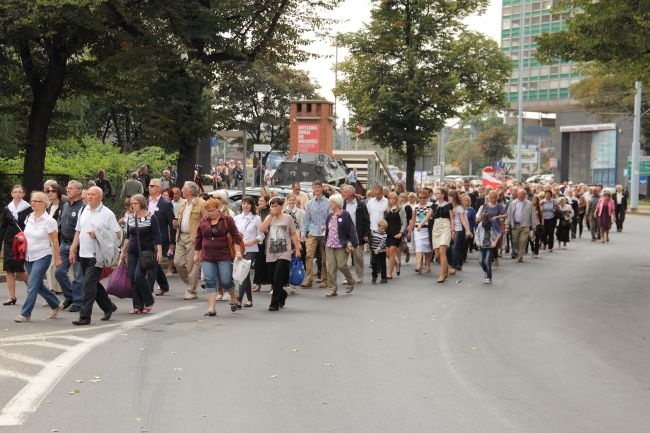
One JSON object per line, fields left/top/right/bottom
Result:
{"left": 372, "top": 277, "right": 377, "bottom": 284}
{"left": 203, "top": 311, "right": 216, "bottom": 317}
{"left": 72, "top": 318, "right": 91, "bottom": 326}
{"left": 68, "top": 304, "right": 81, "bottom": 313}
{"left": 268, "top": 305, "right": 279, "bottom": 311}
{"left": 380, "top": 278, "right": 388, "bottom": 284}
{"left": 101, "top": 304, "right": 117, "bottom": 321}
{"left": 62, "top": 300, "right": 72, "bottom": 310}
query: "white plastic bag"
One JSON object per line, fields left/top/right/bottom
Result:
{"left": 232, "top": 259, "right": 251, "bottom": 284}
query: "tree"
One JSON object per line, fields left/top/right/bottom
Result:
{"left": 335, "top": 0, "right": 511, "bottom": 191}
{"left": 536, "top": 0, "right": 650, "bottom": 150}
{"left": 0, "top": 0, "right": 341, "bottom": 191}
{"left": 213, "top": 62, "right": 321, "bottom": 152}
{"left": 476, "top": 124, "right": 513, "bottom": 164}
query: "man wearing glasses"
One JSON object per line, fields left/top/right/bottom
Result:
{"left": 55, "top": 180, "right": 85, "bottom": 312}
{"left": 147, "top": 179, "right": 176, "bottom": 296}
{"left": 173, "top": 181, "right": 206, "bottom": 300}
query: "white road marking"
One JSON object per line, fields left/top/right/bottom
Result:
{"left": 0, "top": 350, "right": 49, "bottom": 367}
{"left": 1, "top": 341, "right": 70, "bottom": 351}
{"left": 0, "top": 369, "right": 30, "bottom": 382}
{"left": 0, "top": 305, "right": 197, "bottom": 426}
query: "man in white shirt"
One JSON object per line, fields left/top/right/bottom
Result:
{"left": 291, "top": 182, "right": 309, "bottom": 210}
{"left": 366, "top": 185, "right": 388, "bottom": 231}
{"left": 69, "top": 187, "right": 121, "bottom": 325}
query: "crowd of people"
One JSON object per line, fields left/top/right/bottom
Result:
{"left": 0, "top": 165, "right": 629, "bottom": 324}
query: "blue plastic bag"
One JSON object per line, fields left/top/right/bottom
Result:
{"left": 106, "top": 264, "right": 133, "bottom": 298}
{"left": 288, "top": 256, "right": 305, "bottom": 286}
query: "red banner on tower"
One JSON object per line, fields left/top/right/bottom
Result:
{"left": 297, "top": 123, "right": 320, "bottom": 153}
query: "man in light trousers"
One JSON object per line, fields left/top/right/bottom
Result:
{"left": 506, "top": 189, "right": 534, "bottom": 263}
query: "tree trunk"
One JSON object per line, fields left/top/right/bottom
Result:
{"left": 21, "top": 46, "right": 67, "bottom": 194}
{"left": 405, "top": 142, "right": 416, "bottom": 192}
{"left": 176, "top": 137, "right": 197, "bottom": 186}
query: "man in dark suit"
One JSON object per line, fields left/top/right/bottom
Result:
{"left": 613, "top": 184, "right": 628, "bottom": 232}
{"left": 146, "top": 178, "right": 176, "bottom": 295}
{"left": 342, "top": 184, "right": 371, "bottom": 283}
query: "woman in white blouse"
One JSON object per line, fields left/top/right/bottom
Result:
{"left": 233, "top": 196, "right": 264, "bottom": 308}
{"left": 15, "top": 191, "right": 62, "bottom": 322}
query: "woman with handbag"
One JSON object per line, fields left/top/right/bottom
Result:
{"left": 252, "top": 195, "right": 271, "bottom": 292}
{"left": 555, "top": 197, "right": 574, "bottom": 249}
{"left": 234, "top": 196, "right": 264, "bottom": 308}
{"left": 0, "top": 185, "right": 31, "bottom": 306}
{"left": 322, "top": 194, "right": 358, "bottom": 297}
{"left": 541, "top": 190, "right": 558, "bottom": 253}
{"left": 119, "top": 194, "right": 162, "bottom": 314}
{"left": 13, "top": 191, "right": 62, "bottom": 322}
{"left": 259, "top": 197, "right": 302, "bottom": 311}
{"left": 193, "top": 198, "right": 243, "bottom": 316}
{"left": 45, "top": 182, "right": 64, "bottom": 295}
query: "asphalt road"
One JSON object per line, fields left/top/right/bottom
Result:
{"left": 0, "top": 215, "right": 648, "bottom": 433}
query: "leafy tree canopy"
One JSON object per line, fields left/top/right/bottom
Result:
{"left": 336, "top": 0, "right": 511, "bottom": 191}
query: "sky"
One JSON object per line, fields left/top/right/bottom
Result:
{"left": 301, "top": 0, "right": 503, "bottom": 125}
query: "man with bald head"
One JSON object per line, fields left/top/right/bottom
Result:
{"left": 506, "top": 188, "right": 534, "bottom": 263}
{"left": 68, "top": 186, "right": 121, "bottom": 325}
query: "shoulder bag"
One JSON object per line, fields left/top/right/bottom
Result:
{"left": 11, "top": 218, "right": 28, "bottom": 264}
{"left": 134, "top": 215, "right": 156, "bottom": 271}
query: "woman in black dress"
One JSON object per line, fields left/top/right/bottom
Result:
{"left": 383, "top": 192, "right": 407, "bottom": 279}
{"left": 0, "top": 185, "right": 32, "bottom": 305}
{"left": 252, "top": 195, "right": 271, "bottom": 292}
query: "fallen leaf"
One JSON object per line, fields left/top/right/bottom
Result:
{"left": 139, "top": 347, "right": 146, "bottom": 351}
{"left": 94, "top": 376, "right": 101, "bottom": 379}
{"left": 322, "top": 401, "right": 328, "bottom": 405}
{"left": 177, "top": 377, "right": 183, "bottom": 381}
{"left": 135, "top": 418, "right": 141, "bottom": 422}
{"left": 90, "top": 379, "right": 101, "bottom": 383}
{"left": 51, "top": 429, "right": 59, "bottom": 432}
{"left": 75, "top": 379, "right": 83, "bottom": 383}
{"left": 270, "top": 374, "right": 278, "bottom": 379}
{"left": 202, "top": 414, "right": 207, "bottom": 418}
{"left": 174, "top": 368, "right": 183, "bottom": 371}
{"left": 119, "top": 333, "right": 128, "bottom": 336}
{"left": 171, "top": 352, "right": 177, "bottom": 355}
{"left": 292, "top": 348, "right": 300, "bottom": 352}
{"left": 322, "top": 363, "right": 335, "bottom": 367}
{"left": 423, "top": 332, "right": 428, "bottom": 335}
{"left": 472, "top": 347, "right": 478, "bottom": 351}
{"left": 448, "top": 361, "right": 454, "bottom": 365}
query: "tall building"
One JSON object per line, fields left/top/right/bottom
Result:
{"left": 501, "top": 0, "right": 581, "bottom": 111}
{"left": 500, "top": 0, "right": 634, "bottom": 186}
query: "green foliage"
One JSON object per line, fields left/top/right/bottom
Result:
{"left": 0, "top": 136, "right": 176, "bottom": 186}
{"left": 536, "top": 0, "right": 649, "bottom": 150}
{"left": 335, "top": 0, "right": 511, "bottom": 190}
{"left": 213, "top": 62, "right": 321, "bottom": 151}
{"left": 477, "top": 124, "right": 513, "bottom": 164}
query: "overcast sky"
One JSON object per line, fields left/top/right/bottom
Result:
{"left": 301, "top": 0, "right": 503, "bottom": 125}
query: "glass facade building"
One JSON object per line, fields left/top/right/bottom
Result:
{"left": 501, "top": 0, "right": 582, "bottom": 111}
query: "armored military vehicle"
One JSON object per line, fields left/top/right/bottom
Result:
{"left": 271, "top": 153, "right": 349, "bottom": 186}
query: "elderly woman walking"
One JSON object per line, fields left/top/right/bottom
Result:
{"left": 119, "top": 194, "right": 163, "bottom": 314}
{"left": 194, "top": 198, "right": 243, "bottom": 316}
{"left": 14, "top": 191, "right": 62, "bottom": 322}
{"left": 323, "top": 194, "right": 358, "bottom": 297}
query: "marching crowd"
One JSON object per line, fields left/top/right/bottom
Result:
{"left": 0, "top": 166, "right": 629, "bottom": 325}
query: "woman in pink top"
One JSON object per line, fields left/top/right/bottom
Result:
{"left": 595, "top": 190, "right": 615, "bottom": 243}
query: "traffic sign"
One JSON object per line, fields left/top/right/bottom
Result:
{"left": 627, "top": 157, "right": 650, "bottom": 177}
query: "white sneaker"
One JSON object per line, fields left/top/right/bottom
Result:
{"left": 483, "top": 278, "right": 491, "bottom": 284}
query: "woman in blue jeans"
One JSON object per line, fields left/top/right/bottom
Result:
{"left": 474, "top": 212, "right": 501, "bottom": 285}
{"left": 119, "top": 194, "right": 162, "bottom": 314}
{"left": 15, "top": 191, "right": 62, "bottom": 322}
{"left": 193, "top": 198, "right": 243, "bottom": 316}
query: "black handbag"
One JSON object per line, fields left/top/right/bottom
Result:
{"left": 134, "top": 215, "right": 156, "bottom": 271}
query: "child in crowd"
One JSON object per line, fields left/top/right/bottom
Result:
{"left": 474, "top": 213, "right": 501, "bottom": 285}
{"left": 371, "top": 219, "right": 388, "bottom": 284}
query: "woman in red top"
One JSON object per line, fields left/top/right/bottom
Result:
{"left": 193, "top": 198, "right": 243, "bottom": 316}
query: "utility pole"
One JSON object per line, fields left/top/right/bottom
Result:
{"left": 630, "top": 81, "right": 641, "bottom": 210}
{"left": 515, "top": 0, "right": 526, "bottom": 182}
